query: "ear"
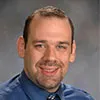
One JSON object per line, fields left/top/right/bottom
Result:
{"left": 69, "top": 40, "right": 76, "bottom": 63}
{"left": 16, "top": 36, "right": 25, "bottom": 58}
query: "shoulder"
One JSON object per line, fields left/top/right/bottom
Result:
{"left": 61, "top": 83, "right": 94, "bottom": 100}
{"left": 0, "top": 74, "right": 24, "bottom": 100}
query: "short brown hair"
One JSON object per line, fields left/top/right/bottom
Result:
{"left": 23, "top": 6, "right": 74, "bottom": 47}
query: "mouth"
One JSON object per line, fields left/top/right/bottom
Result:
{"left": 39, "top": 66, "right": 59, "bottom": 76}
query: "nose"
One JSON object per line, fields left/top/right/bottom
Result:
{"left": 43, "top": 47, "right": 57, "bottom": 61}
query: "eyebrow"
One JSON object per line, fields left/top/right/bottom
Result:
{"left": 32, "top": 40, "right": 47, "bottom": 44}
{"left": 58, "top": 41, "right": 70, "bottom": 45}
{"left": 32, "top": 40, "right": 70, "bottom": 45}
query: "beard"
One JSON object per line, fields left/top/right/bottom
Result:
{"left": 36, "top": 69, "right": 63, "bottom": 91}
{"left": 34, "top": 59, "right": 64, "bottom": 92}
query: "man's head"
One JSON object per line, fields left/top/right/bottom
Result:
{"left": 17, "top": 6, "right": 76, "bottom": 93}
{"left": 23, "top": 6, "right": 74, "bottom": 48}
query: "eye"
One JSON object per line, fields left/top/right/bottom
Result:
{"left": 56, "top": 45, "right": 68, "bottom": 51}
{"left": 34, "top": 44, "right": 45, "bottom": 49}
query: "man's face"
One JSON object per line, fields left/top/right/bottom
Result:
{"left": 18, "top": 16, "right": 76, "bottom": 92}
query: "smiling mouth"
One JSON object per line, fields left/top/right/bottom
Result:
{"left": 39, "top": 67, "right": 59, "bottom": 76}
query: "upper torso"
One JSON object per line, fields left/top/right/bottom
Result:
{"left": 0, "top": 71, "right": 94, "bottom": 100}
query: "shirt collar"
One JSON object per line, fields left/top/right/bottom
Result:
{"left": 19, "top": 70, "right": 63, "bottom": 100}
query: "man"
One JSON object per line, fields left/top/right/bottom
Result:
{"left": 0, "top": 6, "right": 94, "bottom": 100}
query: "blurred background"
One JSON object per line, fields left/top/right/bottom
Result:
{"left": 0, "top": 0, "right": 99, "bottom": 99}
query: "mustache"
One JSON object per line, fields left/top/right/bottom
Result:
{"left": 36, "top": 60, "right": 63, "bottom": 67}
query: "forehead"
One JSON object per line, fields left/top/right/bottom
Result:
{"left": 28, "top": 16, "right": 72, "bottom": 42}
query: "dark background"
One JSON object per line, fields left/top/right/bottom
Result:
{"left": 0, "top": 0, "right": 99, "bottom": 99}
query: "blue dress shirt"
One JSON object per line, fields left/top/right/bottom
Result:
{"left": 0, "top": 71, "right": 94, "bottom": 100}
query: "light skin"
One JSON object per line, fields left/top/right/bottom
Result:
{"left": 17, "top": 16, "right": 76, "bottom": 93}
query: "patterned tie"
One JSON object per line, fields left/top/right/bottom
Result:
{"left": 47, "top": 94, "right": 61, "bottom": 100}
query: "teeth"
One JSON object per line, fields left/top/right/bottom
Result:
{"left": 41, "top": 68, "right": 57, "bottom": 72}
{"left": 44, "top": 69, "right": 55, "bottom": 72}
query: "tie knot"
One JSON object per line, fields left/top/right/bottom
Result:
{"left": 47, "top": 94, "right": 61, "bottom": 100}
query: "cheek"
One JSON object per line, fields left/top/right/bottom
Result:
{"left": 24, "top": 47, "right": 42, "bottom": 68}
{"left": 29, "top": 49, "right": 44, "bottom": 73}
{"left": 31, "top": 50, "right": 44, "bottom": 64}
{"left": 24, "top": 48, "right": 44, "bottom": 78}
{"left": 58, "top": 52, "right": 70, "bottom": 64}
{"left": 58, "top": 53, "right": 70, "bottom": 75}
